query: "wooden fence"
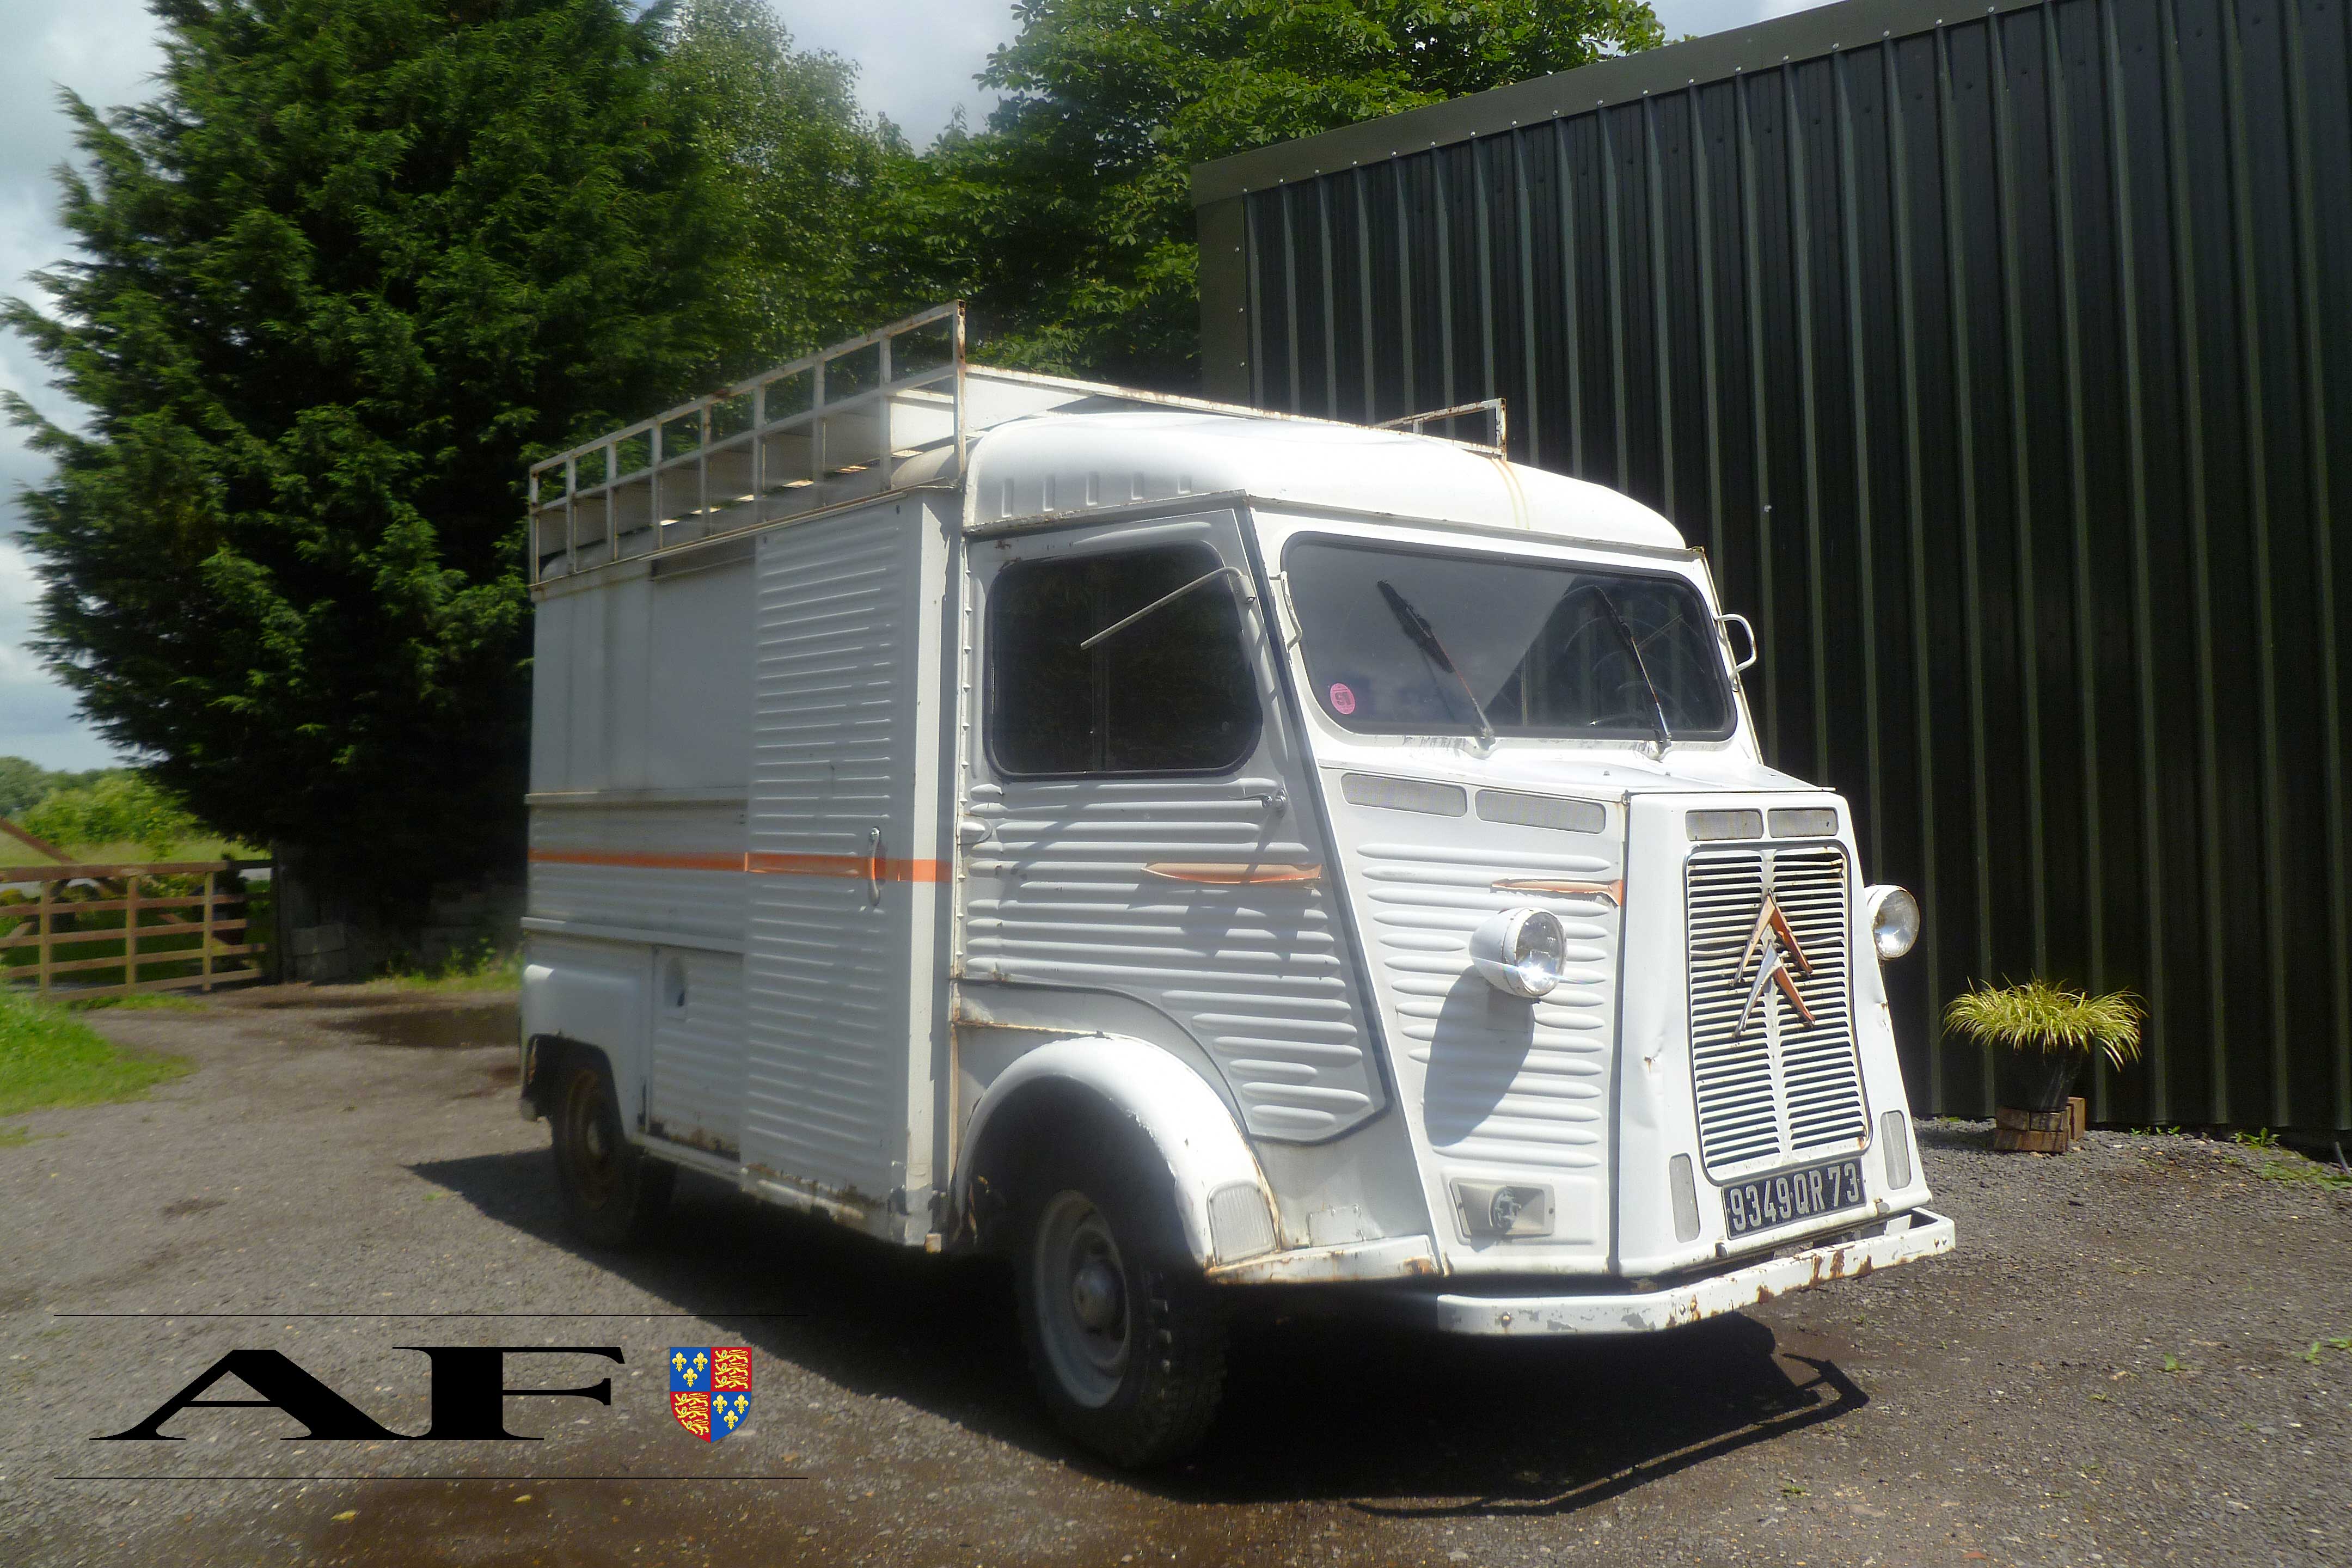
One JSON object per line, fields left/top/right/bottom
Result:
{"left": 0, "top": 859, "right": 272, "bottom": 1001}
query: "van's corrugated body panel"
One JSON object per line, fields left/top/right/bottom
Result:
{"left": 742, "top": 511, "right": 922, "bottom": 1199}
{"left": 961, "top": 777, "right": 1382, "bottom": 1140}
{"left": 1197, "top": 0, "right": 2352, "bottom": 1134}
{"left": 650, "top": 951, "right": 749, "bottom": 1156}
{"left": 1323, "top": 793, "right": 1621, "bottom": 1260}
{"left": 526, "top": 805, "right": 745, "bottom": 947}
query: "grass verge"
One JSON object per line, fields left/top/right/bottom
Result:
{"left": 0, "top": 987, "right": 191, "bottom": 1118}
{"left": 61, "top": 994, "right": 207, "bottom": 1013}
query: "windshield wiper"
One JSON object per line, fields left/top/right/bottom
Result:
{"left": 1590, "top": 587, "right": 1673, "bottom": 756}
{"left": 1375, "top": 580, "right": 1497, "bottom": 746}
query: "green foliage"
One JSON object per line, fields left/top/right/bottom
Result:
{"left": 2259, "top": 1154, "right": 2352, "bottom": 1192}
{"left": 1944, "top": 979, "right": 2145, "bottom": 1071}
{"left": 658, "top": 0, "right": 909, "bottom": 345}
{"left": 899, "top": 0, "right": 1666, "bottom": 387}
{"left": 5, "top": 0, "right": 883, "bottom": 903}
{"left": 369, "top": 935, "right": 522, "bottom": 989}
{"left": 18, "top": 774, "right": 202, "bottom": 858}
{"left": 0, "top": 987, "right": 189, "bottom": 1117}
{"left": 0, "top": 757, "right": 115, "bottom": 819}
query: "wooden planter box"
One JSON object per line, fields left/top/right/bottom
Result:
{"left": 1994, "top": 1097, "right": 2088, "bottom": 1153}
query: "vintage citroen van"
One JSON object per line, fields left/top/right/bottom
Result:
{"left": 517, "top": 305, "right": 1953, "bottom": 1465}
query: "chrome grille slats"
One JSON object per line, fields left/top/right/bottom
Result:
{"left": 1684, "top": 846, "right": 1869, "bottom": 1177}
{"left": 1770, "top": 849, "right": 1868, "bottom": 1153}
{"left": 1686, "top": 855, "right": 1779, "bottom": 1168}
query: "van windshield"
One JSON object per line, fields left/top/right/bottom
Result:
{"left": 1283, "top": 538, "right": 1734, "bottom": 740}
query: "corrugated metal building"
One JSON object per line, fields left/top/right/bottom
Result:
{"left": 1191, "top": 0, "right": 2350, "bottom": 1134}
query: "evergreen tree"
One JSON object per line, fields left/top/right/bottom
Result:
{"left": 5, "top": 0, "right": 882, "bottom": 903}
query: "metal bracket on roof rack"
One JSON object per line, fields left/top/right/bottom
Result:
{"left": 1376, "top": 397, "right": 1507, "bottom": 457}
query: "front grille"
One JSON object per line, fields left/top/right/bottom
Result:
{"left": 1686, "top": 846, "right": 1869, "bottom": 1177}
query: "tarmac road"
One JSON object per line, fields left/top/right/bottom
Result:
{"left": 2, "top": 987, "right": 2347, "bottom": 1567}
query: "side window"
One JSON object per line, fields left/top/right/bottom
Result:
{"left": 988, "top": 543, "right": 1262, "bottom": 776}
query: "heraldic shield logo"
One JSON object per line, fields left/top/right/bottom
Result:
{"left": 669, "top": 1346, "right": 752, "bottom": 1442}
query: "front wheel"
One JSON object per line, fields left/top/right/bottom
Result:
{"left": 1015, "top": 1143, "right": 1226, "bottom": 1467}
{"left": 549, "top": 1056, "right": 675, "bottom": 1248}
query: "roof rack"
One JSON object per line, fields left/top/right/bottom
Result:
{"left": 528, "top": 303, "right": 967, "bottom": 584}
{"left": 525, "top": 301, "right": 1509, "bottom": 585}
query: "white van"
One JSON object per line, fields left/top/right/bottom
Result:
{"left": 518, "top": 305, "right": 1953, "bottom": 1465}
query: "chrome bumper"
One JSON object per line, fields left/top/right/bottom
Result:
{"left": 1374, "top": 1209, "right": 1956, "bottom": 1336}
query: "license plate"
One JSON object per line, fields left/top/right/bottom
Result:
{"left": 1722, "top": 1156, "right": 1867, "bottom": 1238}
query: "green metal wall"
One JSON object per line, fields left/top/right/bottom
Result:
{"left": 1194, "top": 0, "right": 2352, "bottom": 1133}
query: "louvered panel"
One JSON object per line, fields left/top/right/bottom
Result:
{"left": 649, "top": 951, "right": 746, "bottom": 1156}
{"left": 1687, "top": 854, "right": 1783, "bottom": 1169}
{"left": 1355, "top": 838, "right": 1616, "bottom": 1172}
{"left": 1772, "top": 848, "right": 1869, "bottom": 1155}
{"left": 741, "top": 513, "right": 917, "bottom": 1198}
{"left": 1685, "top": 846, "right": 1868, "bottom": 1177}
{"left": 964, "top": 783, "right": 1379, "bottom": 1140}
{"left": 527, "top": 805, "right": 745, "bottom": 944}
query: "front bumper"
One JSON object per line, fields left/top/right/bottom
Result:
{"left": 1372, "top": 1208, "right": 1955, "bottom": 1336}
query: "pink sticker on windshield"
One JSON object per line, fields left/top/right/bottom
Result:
{"left": 1328, "top": 682, "right": 1357, "bottom": 715}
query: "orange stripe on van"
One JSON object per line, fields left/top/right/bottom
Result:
{"left": 528, "top": 848, "right": 948, "bottom": 883}
{"left": 745, "top": 850, "right": 948, "bottom": 883}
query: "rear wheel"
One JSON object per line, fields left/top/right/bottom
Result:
{"left": 1014, "top": 1140, "right": 1226, "bottom": 1467}
{"left": 550, "top": 1056, "right": 674, "bottom": 1248}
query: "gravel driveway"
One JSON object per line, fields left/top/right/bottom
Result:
{"left": 3, "top": 988, "right": 2347, "bottom": 1567}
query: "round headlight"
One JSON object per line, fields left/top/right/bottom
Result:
{"left": 1866, "top": 885, "right": 1920, "bottom": 960}
{"left": 1469, "top": 907, "right": 1566, "bottom": 999}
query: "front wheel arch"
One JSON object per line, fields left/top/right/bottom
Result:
{"left": 951, "top": 1038, "right": 1277, "bottom": 1270}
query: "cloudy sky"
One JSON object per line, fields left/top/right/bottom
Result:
{"left": 0, "top": 0, "right": 1827, "bottom": 771}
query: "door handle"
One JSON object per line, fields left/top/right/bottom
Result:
{"left": 867, "top": 826, "right": 884, "bottom": 906}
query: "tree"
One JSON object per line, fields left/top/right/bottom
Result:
{"left": 0, "top": 757, "right": 111, "bottom": 820}
{"left": 903, "top": 0, "right": 1665, "bottom": 388}
{"left": 5, "top": 0, "right": 885, "bottom": 908}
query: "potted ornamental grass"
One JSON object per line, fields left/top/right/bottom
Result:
{"left": 1945, "top": 979, "right": 2144, "bottom": 1150}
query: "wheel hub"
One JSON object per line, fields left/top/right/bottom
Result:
{"left": 1070, "top": 1257, "right": 1123, "bottom": 1331}
{"left": 1032, "top": 1190, "right": 1132, "bottom": 1408}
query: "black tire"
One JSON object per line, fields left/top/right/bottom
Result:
{"left": 549, "top": 1056, "right": 675, "bottom": 1248}
{"left": 1013, "top": 1133, "right": 1227, "bottom": 1467}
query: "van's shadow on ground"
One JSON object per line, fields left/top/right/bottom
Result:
{"left": 411, "top": 1149, "right": 1867, "bottom": 1514}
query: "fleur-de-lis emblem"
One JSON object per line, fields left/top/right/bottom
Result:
{"left": 671, "top": 1345, "right": 751, "bottom": 1442}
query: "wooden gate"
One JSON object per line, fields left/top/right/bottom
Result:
{"left": 1, "top": 859, "right": 272, "bottom": 1001}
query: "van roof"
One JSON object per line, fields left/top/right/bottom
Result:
{"left": 963, "top": 409, "right": 1687, "bottom": 552}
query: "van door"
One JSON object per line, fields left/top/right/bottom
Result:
{"left": 738, "top": 499, "right": 951, "bottom": 1236}
{"left": 955, "top": 509, "right": 1386, "bottom": 1147}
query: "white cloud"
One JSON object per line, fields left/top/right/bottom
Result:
{"left": 0, "top": 0, "right": 160, "bottom": 772}
{"left": 767, "top": 1, "right": 1018, "bottom": 145}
